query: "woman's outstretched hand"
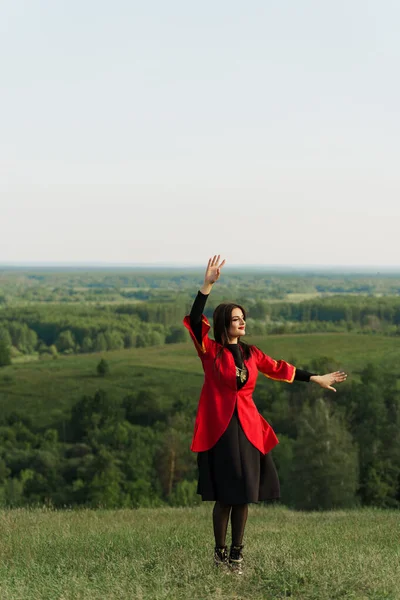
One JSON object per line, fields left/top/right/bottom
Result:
{"left": 311, "top": 371, "right": 348, "bottom": 392}
{"left": 204, "top": 255, "right": 226, "bottom": 285}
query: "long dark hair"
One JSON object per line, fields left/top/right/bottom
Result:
{"left": 213, "top": 302, "right": 253, "bottom": 368}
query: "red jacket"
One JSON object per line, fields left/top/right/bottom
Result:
{"left": 183, "top": 313, "right": 296, "bottom": 455}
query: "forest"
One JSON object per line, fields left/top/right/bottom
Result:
{"left": 1, "top": 268, "right": 400, "bottom": 363}
{"left": 0, "top": 266, "right": 399, "bottom": 511}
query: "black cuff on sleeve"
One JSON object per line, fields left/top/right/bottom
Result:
{"left": 294, "top": 368, "right": 316, "bottom": 382}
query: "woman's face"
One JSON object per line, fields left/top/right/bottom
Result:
{"left": 227, "top": 307, "right": 246, "bottom": 340}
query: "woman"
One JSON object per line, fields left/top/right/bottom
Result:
{"left": 183, "top": 255, "right": 347, "bottom": 574}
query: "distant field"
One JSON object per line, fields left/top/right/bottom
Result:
{"left": 4, "top": 292, "right": 322, "bottom": 306}
{"left": 8, "top": 291, "right": 386, "bottom": 306}
{"left": 281, "top": 292, "right": 387, "bottom": 302}
{"left": 0, "top": 505, "right": 398, "bottom": 600}
{"left": 0, "top": 333, "right": 398, "bottom": 427}
{"left": 7, "top": 298, "right": 145, "bottom": 306}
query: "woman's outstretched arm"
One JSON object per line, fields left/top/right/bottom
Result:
{"left": 255, "top": 348, "right": 347, "bottom": 389}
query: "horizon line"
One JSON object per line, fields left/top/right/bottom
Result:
{"left": 1, "top": 262, "right": 400, "bottom": 271}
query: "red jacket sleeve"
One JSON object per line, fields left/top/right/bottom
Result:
{"left": 183, "top": 314, "right": 213, "bottom": 358}
{"left": 252, "top": 346, "right": 296, "bottom": 383}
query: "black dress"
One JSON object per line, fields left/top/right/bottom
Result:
{"left": 190, "top": 291, "right": 313, "bottom": 505}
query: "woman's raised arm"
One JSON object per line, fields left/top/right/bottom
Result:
{"left": 187, "top": 255, "right": 226, "bottom": 347}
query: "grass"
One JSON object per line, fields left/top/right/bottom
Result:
{"left": 1, "top": 333, "right": 399, "bottom": 427}
{"left": 0, "top": 505, "right": 399, "bottom": 600}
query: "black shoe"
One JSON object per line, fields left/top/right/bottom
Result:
{"left": 214, "top": 545, "right": 229, "bottom": 568}
{"left": 229, "top": 544, "right": 244, "bottom": 574}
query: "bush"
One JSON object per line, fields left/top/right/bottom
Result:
{"left": 97, "top": 359, "right": 109, "bottom": 377}
{"left": 0, "top": 340, "right": 12, "bottom": 367}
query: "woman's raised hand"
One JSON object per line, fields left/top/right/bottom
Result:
{"left": 204, "top": 255, "right": 226, "bottom": 285}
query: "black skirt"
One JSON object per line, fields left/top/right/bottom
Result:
{"left": 197, "top": 406, "right": 280, "bottom": 504}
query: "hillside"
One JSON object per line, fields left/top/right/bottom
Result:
{"left": 1, "top": 333, "right": 399, "bottom": 427}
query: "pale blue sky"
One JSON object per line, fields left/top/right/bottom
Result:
{"left": 1, "top": 0, "right": 399, "bottom": 266}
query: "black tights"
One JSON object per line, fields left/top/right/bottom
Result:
{"left": 212, "top": 501, "right": 248, "bottom": 547}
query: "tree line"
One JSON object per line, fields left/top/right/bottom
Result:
{"left": 0, "top": 301, "right": 188, "bottom": 362}
{"left": 1, "top": 295, "right": 400, "bottom": 364}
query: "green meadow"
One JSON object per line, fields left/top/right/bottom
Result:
{"left": 0, "top": 333, "right": 398, "bottom": 427}
{"left": 0, "top": 505, "right": 398, "bottom": 600}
